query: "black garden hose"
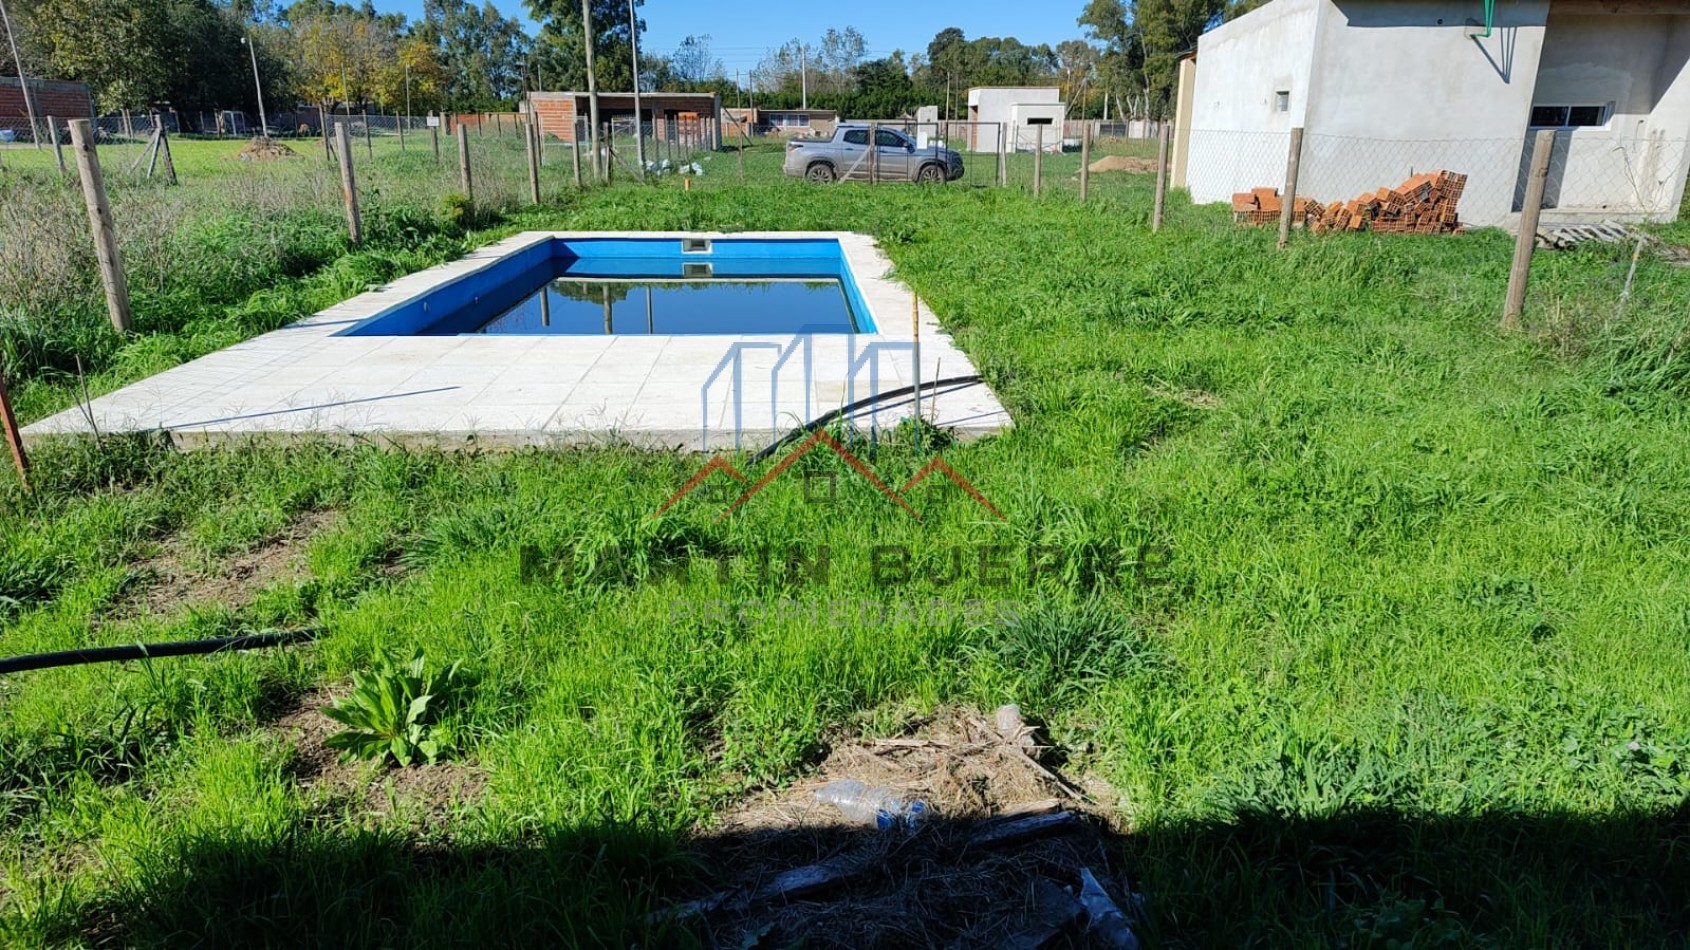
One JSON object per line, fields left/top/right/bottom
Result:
{"left": 748, "top": 375, "right": 986, "bottom": 464}
{"left": 0, "top": 628, "right": 320, "bottom": 675}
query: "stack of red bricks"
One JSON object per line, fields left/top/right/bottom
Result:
{"left": 1231, "top": 170, "right": 1468, "bottom": 235}
{"left": 1231, "top": 187, "right": 1322, "bottom": 227}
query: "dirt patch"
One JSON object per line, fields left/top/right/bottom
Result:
{"left": 671, "top": 706, "right": 1138, "bottom": 949}
{"left": 1087, "top": 155, "right": 1161, "bottom": 174}
{"left": 271, "top": 688, "right": 486, "bottom": 827}
{"left": 113, "top": 509, "right": 339, "bottom": 619}
{"left": 237, "top": 137, "right": 301, "bottom": 161}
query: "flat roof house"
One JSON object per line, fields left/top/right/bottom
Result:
{"left": 965, "top": 87, "right": 1067, "bottom": 153}
{"left": 725, "top": 107, "right": 839, "bottom": 138}
{"left": 1176, "top": 0, "right": 1690, "bottom": 226}
{"left": 528, "top": 91, "right": 722, "bottom": 148}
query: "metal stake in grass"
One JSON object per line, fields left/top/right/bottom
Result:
{"left": 0, "top": 362, "right": 28, "bottom": 492}
{"left": 912, "top": 293, "right": 922, "bottom": 454}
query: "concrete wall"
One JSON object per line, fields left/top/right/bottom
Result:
{"left": 1172, "top": 57, "right": 1198, "bottom": 187}
{"left": 1530, "top": 12, "right": 1690, "bottom": 217}
{"left": 1296, "top": 0, "right": 1551, "bottom": 225}
{"left": 1186, "top": 0, "right": 1321, "bottom": 204}
{"left": 965, "top": 87, "right": 1065, "bottom": 153}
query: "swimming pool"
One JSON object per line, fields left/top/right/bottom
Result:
{"left": 341, "top": 237, "right": 875, "bottom": 337}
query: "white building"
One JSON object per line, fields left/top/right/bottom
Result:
{"left": 1176, "top": 0, "right": 1690, "bottom": 226}
{"left": 964, "top": 87, "right": 1067, "bottom": 152}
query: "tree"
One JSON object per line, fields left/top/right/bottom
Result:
{"left": 415, "top": 0, "right": 529, "bottom": 110}
{"left": 1055, "top": 40, "right": 1099, "bottom": 117}
{"left": 526, "top": 0, "right": 639, "bottom": 92}
{"left": 668, "top": 33, "right": 720, "bottom": 89}
{"left": 372, "top": 35, "right": 447, "bottom": 112}
{"left": 287, "top": 5, "right": 393, "bottom": 110}
{"left": 816, "top": 26, "right": 863, "bottom": 94}
{"left": 16, "top": 0, "right": 175, "bottom": 110}
{"left": 1079, "top": 0, "right": 1225, "bottom": 117}
{"left": 750, "top": 38, "right": 803, "bottom": 98}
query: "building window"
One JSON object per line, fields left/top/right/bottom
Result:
{"left": 1027, "top": 117, "right": 1054, "bottom": 126}
{"left": 768, "top": 112, "right": 808, "bottom": 128}
{"left": 1275, "top": 90, "right": 1290, "bottom": 112}
{"left": 1529, "top": 104, "right": 1611, "bottom": 129}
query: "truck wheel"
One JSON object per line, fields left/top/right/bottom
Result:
{"left": 806, "top": 162, "right": 837, "bottom": 184}
{"left": 916, "top": 163, "right": 945, "bottom": 184}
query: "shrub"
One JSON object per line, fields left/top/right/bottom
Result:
{"left": 324, "top": 650, "right": 461, "bottom": 767}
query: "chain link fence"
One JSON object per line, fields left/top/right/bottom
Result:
{"left": 3, "top": 110, "right": 1686, "bottom": 389}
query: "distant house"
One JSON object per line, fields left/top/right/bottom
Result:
{"left": 725, "top": 107, "right": 839, "bottom": 138}
{"left": 964, "top": 87, "right": 1066, "bottom": 153}
{"left": 528, "top": 91, "right": 722, "bottom": 148}
{"left": 1175, "top": 0, "right": 1690, "bottom": 226}
{"left": 0, "top": 78, "right": 94, "bottom": 136}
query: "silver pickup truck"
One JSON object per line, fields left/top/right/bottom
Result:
{"left": 783, "top": 125, "right": 965, "bottom": 184}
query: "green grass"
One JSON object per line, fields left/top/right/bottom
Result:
{"left": 4, "top": 146, "right": 1690, "bottom": 946}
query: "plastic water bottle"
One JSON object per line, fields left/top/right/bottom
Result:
{"left": 814, "top": 780, "right": 930, "bottom": 830}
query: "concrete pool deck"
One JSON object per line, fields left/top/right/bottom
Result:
{"left": 22, "top": 231, "right": 1012, "bottom": 451}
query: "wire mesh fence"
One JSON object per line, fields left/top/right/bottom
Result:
{"left": 2, "top": 109, "right": 1686, "bottom": 380}
{"left": 1191, "top": 128, "right": 1690, "bottom": 231}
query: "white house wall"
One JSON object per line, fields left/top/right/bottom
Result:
{"left": 965, "top": 88, "right": 1065, "bottom": 153}
{"left": 1531, "top": 13, "right": 1690, "bottom": 217}
{"left": 1187, "top": 0, "right": 1322, "bottom": 205}
{"left": 1296, "top": 0, "right": 1551, "bottom": 225}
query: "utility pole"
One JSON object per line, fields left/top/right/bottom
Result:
{"left": 0, "top": 0, "right": 42, "bottom": 147}
{"left": 628, "top": 0, "right": 644, "bottom": 178}
{"left": 241, "top": 34, "right": 269, "bottom": 139}
{"left": 800, "top": 44, "right": 808, "bottom": 110}
{"left": 581, "top": 0, "right": 600, "bottom": 179}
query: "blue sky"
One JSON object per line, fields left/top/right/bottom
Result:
{"left": 377, "top": 0, "right": 1085, "bottom": 74}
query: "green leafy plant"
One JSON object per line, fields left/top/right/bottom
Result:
{"left": 323, "top": 650, "right": 460, "bottom": 767}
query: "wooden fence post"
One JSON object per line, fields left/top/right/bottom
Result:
{"left": 1033, "top": 125, "right": 1043, "bottom": 196}
{"left": 1504, "top": 129, "right": 1556, "bottom": 330}
{"left": 48, "top": 115, "right": 66, "bottom": 175}
{"left": 68, "top": 119, "right": 132, "bottom": 333}
{"left": 737, "top": 120, "right": 746, "bottom": 185}
{"left": 334, "top": 123, "right": 362, "bottom": 244}
{"left": 362, "top": 109, "right": 373, "bottom": 159}
{"left": 1152, "top": 121, "right": 1172, "bottom": 233}
{"left": 321, "top": 108, "right": 331, "bottom": 163}
{"left": 457, "top": 124, "right": 474, "bottom": 206}
{"left": 572, "top": 133, "right": 584, "bottom": 189}
{"left": 1079, "top": 124, "right": 1091, "bottom": 203}
{"left": 0, "top": 364, "right": 27, "bottom": 491}
{"left": 398, "top": 110, "right": 406, "bottom": 151}
{"left": 430, "top": 119, "right": 440, "bottom": 164}
{"left": 526, "top": 119, "right": 541, "bottom": 205}
{"left": 1276, "top": 127, "right": 1305, "bottom": 250}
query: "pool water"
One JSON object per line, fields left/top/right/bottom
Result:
{"left": 342, "top": 238, "right": 876, "bottom": 337}
{"left": 476, "top": 278, "right": 854, "bottom": 335}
